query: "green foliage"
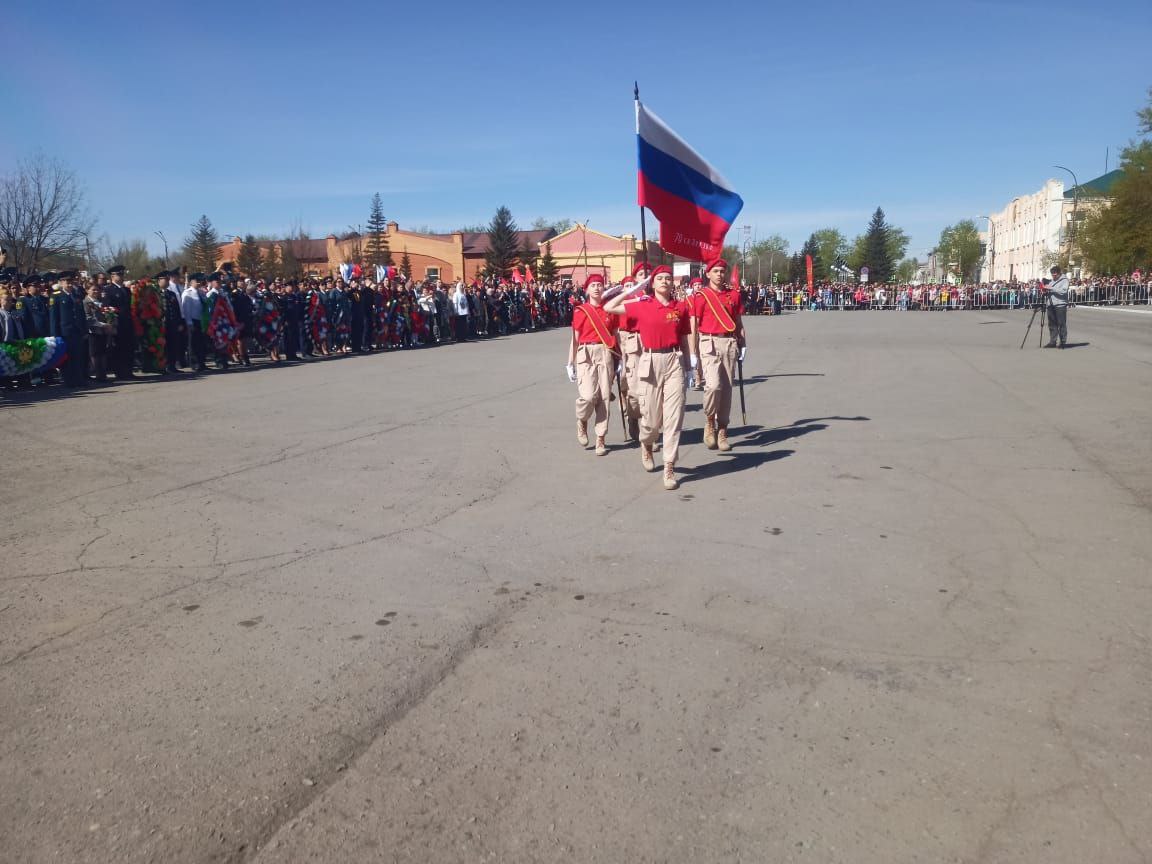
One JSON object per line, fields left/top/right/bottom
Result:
{"left": 484, "top": 206, "right": 520, "bottom": 279}
{"left": 860, "top": 207, "right": 895, "bottom": 283}
{"left": 538, "top": 241, "right": 558, "bottom": 283}
{"left": 260, "top": 243, "right": 280, "bottom": 278}
{"left": 237, "top": 234, "right": 263, "bottom": 277}
{"left": 181, "top": 214, "right": 220, "bottom": 275}
{"left": 800, "top": 235, "right": 821, "bottom": 282}
{"left": 810, "top": 228, "right": 847, "bottom": 281}
{"left": 280, "top": 240, "right": 301, "bottom": 280}
{"left": 1078, "top": 98, "right": 1152, "bottom": 276}
{"left": 1138, "top": 85, "right": 1152, "bottom": 136}
{"left": 936, "top": 220, "right": 983, "bottom": 282}
{"left": 364, "top": 193, "right": 393, "bottom": 268}
{"left": 401, "top": 249, "right": 413, "bottom": 279}
{"left": 1079, "top": 145, "right": 1152, "bottom": 275}
{"left": 895, "top": 257, "right": 919, "bottom": 283}
{"left": 788, "top": 253, "right": 805, "bottom": 283}
{"left": 744, "top": 235, "right": 789, "bottom": 283}
{"left": 99, "top": 238, "right": 166, "bottom": 278}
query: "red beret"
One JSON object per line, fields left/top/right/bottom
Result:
{"left": 689, "top": 277, "right": 704, "bottom": 287}
{"left": 583, "top": 274, "right": 605, "bottom": 290}
{"left": 705, "top": 258, "right": 729, "bottom": 271}
{"left": 651, "top": 265, "right": 672, "bottom": 278}
{"left": 631, "top": 262, "right": 652, "bottom": 278}
{"left": 621, "top": 276, "right": 636, "bottom": 286}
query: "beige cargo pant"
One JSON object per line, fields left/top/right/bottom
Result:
{"left": 699, "top": 333, "right": 738, "bottom": 428}
{"left": 575, "top": 342, "right": 614, "bottom": 438}
{"left": 619, "top": 331, "right": 642, "bottom": 420}
{"left": 638, "top": 350, "right": 686, "bottom": 466}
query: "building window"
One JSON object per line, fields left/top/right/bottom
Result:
{"left": 425, "top": 266, "right": 440, "bottom": 280}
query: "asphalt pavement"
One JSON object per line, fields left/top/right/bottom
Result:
{"left": 2, "top": 306, "right": 1150, "bottom": 863}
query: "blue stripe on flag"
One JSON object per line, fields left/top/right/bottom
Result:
{"left": 637, "top": 136, "right": 744, "bottom": 225}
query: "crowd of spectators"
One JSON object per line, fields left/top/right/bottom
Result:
{"left": 738, "top": 278, "right": 1151, "bottom": 313}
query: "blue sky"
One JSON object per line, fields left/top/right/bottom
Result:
{"left": 3, "top": 0, "right": 1149, "bottom": 261}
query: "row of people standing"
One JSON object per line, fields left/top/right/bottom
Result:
{"left": 565, "top": 259, "right": 747, "bottom": 491}
{"left": 0, "top": 265, "right": 596, "bottom": 389}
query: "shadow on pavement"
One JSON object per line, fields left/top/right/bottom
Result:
{"left": 741, "top": 373, "right": 825, "bottom": 384}
{"left": 680, "top": 449, "right": 794, "bottom": 482}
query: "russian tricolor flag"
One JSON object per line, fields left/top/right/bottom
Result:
{"left": 636, "top": 101, "right": 743, "bottom": 262}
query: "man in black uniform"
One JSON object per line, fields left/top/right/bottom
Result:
{"left": 230, "top": 278, "right": 254, "bottom": 366}
{"left": 160, "top": 269, "right": 186, "bottom": 372}
{"left": 49, "top": 272, "right": 89, "bottom": 387}
{"left": 282, "top": 280, "right": 303, "bottom": 360}
{"left": 103, "top": 264, "right": 136, "bottom": 379}
{"left": 20, "top": 275, "right": 50, "bottom": 339}
{"left": 360, "top": 279, "right": 377, "bottom": 351}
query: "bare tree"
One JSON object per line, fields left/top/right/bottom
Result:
{"left": 0, "top": 151, "right": 95, "bottom": 273}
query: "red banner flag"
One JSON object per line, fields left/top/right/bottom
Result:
{"left": 805, "top": 254, "right": 814, "bottom": 294}
{"left": 524, "top": 263, "right": 535, "bottom": 283}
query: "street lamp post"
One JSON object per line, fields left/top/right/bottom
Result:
{"left": 1053, "top": 165, "right": 1079, "bottom": 273}
{"left": 154, "top": 231, "right": 169, "bottom": 268}
{"left": 741, "top": 225, "right": 751, "bottom": 286}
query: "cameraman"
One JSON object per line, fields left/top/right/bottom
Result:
{"left": 1044, "top": 265, "right": 1070, "bottom": 349}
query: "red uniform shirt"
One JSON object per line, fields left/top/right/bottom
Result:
{"left": 623, "top": 297, "right": 690, "bottom": 350}
{"left": 572, "top": 304, "right": 619, "bottom": 345}
{"left": 692, "top": 287, "right": 743, "bottom": 335}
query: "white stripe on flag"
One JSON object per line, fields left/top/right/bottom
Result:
{"left": 637, "top": 103, "right": 737, "bottom": 193}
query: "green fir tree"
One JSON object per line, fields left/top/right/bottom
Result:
{"left": 363, "top": 193, "right": 393, "bottom": 269}
{"left": 484, "top": 206, "right": 520, "bottom": 279}
{"left": 181, "top": 215, "right": 220, "bottom": 275}
{"left": 537, "top": 242, "right": 558, "bottom": 283}
{"left": 237, "top": 234, "right": 263, "bottom": 278}
{"left": 861, "top": 207, "right": 895, "bottom": 283}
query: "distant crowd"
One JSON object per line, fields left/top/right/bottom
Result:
{"left": 741, "top": 278, "right": 1151, "bottom": 313}
{"left": 2, "top": 263, "right": 1149, "bottom": 392}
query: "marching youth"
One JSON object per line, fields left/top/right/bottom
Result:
{"left": 691, "top": 258, "right": 746, "bottom": 453}
{"left": 603, "top": 265, "right": 692, "bottom": 491}
{"left": 565, "top": 274, "right": 619, "bottom": 457}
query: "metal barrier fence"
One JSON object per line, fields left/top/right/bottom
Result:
{"left": 745, "top": 284, "right": 1151, "bottom": 312}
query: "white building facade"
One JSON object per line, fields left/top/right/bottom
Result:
{"left": 982, "top": 179, "right": 1069, "bottom": 282}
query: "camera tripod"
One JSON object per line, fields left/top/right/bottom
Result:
{"left": 1019, "top": 291, "right": 1050, "bottom": 350}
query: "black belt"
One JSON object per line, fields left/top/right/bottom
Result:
{"left": 643, "top": 347, "right": 676, "bottom": 353}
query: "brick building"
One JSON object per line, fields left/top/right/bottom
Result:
{"left": 217, "top": 223, "right": 555, "bottom": 282}
{"left": 540, "top": 224, "right": 659, "bottom": 283}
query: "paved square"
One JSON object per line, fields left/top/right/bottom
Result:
{"left": 3, "top": 308, "right": 1150, "bottom": 863}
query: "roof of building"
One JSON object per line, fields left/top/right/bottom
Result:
{"left": 281, "top": 238, "right": 329, "bottom": 260}
{"left": 1065, "top": 169, "right": 1123, "bottom": 199}
{"left": 460, "top": 229, "right": 555, "bottom": 256}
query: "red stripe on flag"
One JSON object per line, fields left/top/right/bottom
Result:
{"left": 639, "top": 175, "right": 733, "bottom": 262}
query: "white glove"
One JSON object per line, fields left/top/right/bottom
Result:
{"left": 565, "top": 363, "right": 577, "bottom": 383}
{"left": 738, "top": 346, "right": 747, "bottom": 362}
{"left": 690, "top": 354, "right": 699, "bottom": 370}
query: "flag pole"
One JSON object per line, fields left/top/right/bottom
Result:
{"left": 635, "top": 82, "right": 649, "bottom": 270}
